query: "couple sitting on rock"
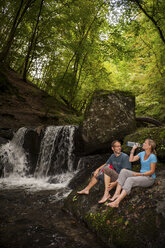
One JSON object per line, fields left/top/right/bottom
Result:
{"left": 77, "top": 139, "right": 157, "bottom": 208}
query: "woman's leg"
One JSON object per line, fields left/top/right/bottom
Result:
{"left": 122, "top": 176, "right": 155, "bottom": 195}
{"left": 108, "top": 176, "right": 155, "bottom": 208}
{"left": 110, "top": 169, "right": 134, "bottom": 201}
{"left": 108, "top": 189, "right": 127, "bottom": 208}
{"left": 117, "top": 169, "right": 134, "bottom": 187}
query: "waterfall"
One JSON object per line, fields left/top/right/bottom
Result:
{"left": 34, "top": 125, "right": 77, "bottom": 178}
{"left": 0, "top": 127, "right": 28, "bottom": 177}
{"left": 0, "top": 125, "right": 79, "bottom": 195}
{"left": 34, "top": 126, "right": 62, "bottom": 178}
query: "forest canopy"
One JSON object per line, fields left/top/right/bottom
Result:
{"left": 0, "top": 0, "right": 165, "bottom": 121}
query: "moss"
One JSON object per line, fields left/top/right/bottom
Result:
{"left": 93, "top": 89, "right": 134, "bottom": 98}
{"left": 83, "top": 198, "right": 165, "bottom": 248}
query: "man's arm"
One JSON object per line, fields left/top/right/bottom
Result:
{"left": 94, "top": 163, "right": 106, "bottom": 177}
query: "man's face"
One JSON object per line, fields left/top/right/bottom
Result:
{"left": 112, "top": 142, "right": 121, "bottom": 155}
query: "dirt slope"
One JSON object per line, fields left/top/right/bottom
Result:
{"left": 0, "top": 67, "right": 78, "bottom": 129}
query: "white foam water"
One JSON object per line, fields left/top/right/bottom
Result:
{"left": 0, "top": 126, "right": 79, "bottom": 200}
{"left": 34, "top": 126, "right": 62, "bottom": 178}
{"left": 0, "top": 171, "right": 76, "bottom": 192}
{"left": 0, "top": 127, "right": 28, "bottom": 177}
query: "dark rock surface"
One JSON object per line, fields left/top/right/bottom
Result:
{"left": 81, "top": 90, "right": 136, "bottom": 154}
{"left": 68, "top": 153, "right": 110, "bottom": 189}
{"left": 0, "top": 137, "right": 8, "bottom": 146}
{"left": 64, "top": 165, "right": 165, "bottom": 248}
{"left": 0, "top": 128, "right": 15, "bottom": 140}
{"left": 0, "top": 189, "right": 108, "bottom": 248}
{"left": 23, "top": 128, "right": 43, "bottom": 174}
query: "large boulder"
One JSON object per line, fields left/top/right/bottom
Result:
{"left": 81, "top": 90, "right": 136, "bottom": 154}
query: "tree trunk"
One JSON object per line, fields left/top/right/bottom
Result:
{"left": 23, "top": 0, "right": 44, "bottom": 81}
{"left": 0, "top": 0, "right": 36, "bottom": 64}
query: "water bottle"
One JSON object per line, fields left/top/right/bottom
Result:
{"left": 127, "top": 141, "right": 142, "bottom": 147}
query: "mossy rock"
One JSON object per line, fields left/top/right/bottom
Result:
{"left": 64, "top": 168, "right": 165, "bottom": 248}
{"left": 122, "top": 127, "right": 165, "bottom": 161}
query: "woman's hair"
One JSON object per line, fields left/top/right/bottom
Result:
{"left": 146, "top": 139, "right": 156, "bottom": 155}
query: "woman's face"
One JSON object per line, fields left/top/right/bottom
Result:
{"left": 142, "top": 139, "right": 151, "bottom": 150}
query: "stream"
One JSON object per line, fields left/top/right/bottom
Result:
{"left": 0, "top": 126, "right": 108, "bottom": 248}
{"left": 0, "top": 188, "right": 107, "bottom": 248}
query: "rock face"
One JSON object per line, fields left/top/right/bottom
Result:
{"left": 64, "top": 166, "right": 165, "bottom": 248}
{"left": 81, "top": 90, "right": 136, "bottom": 154}
{"left": 68, "top": 153, "right": 110, "bottom": 189}
{"left": 23, "top": 128, "right": 42, "bottom": 174}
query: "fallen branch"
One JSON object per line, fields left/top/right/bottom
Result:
{"left": 136, "top": 116, "right": 163, "bottom": 127}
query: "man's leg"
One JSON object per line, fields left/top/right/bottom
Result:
{"left": 77, "top": 176, "right": 98, "bottom": 195}
{"left": 98, "top": 167, "right": 118, "bottom": 203}
{"left": 98, "top": 173, "right": 111, "bottom": 203}
{"left": 110, "top": 169, "right": 134, "bottom": 201}
{"left": 109, "top": 183, "right": 122, "bottom": 201}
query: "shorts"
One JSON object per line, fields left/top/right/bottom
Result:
{"left": 103, "top": 167, "right": 118, "bottom": 182}
{"left": 95, "top": 165, "right": 118, "bottom": 183}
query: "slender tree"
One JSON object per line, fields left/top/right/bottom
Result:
{"left": 23, "top": 0, "right": 44, "bottom": 81}
{"left": 0, "top": 0, "right": 36, "bottom": 63}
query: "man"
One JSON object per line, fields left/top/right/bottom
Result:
{"left": 77, "top": 140, "right": 131, "bottom": 203}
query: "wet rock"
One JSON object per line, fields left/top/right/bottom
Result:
{"left": 23, "top": 128, "right": 43, "bottom": 174}
{"left": 0, "top": 128, "right": 15, "bottom": 140}
{"left": 68, "top": 153, "right": 110, "bottom": 189}
{"left": 81, "top": 90, "right": 136, "bottom": 154}
{"left": 0, "top": 189, "right": 107, "bottom": 248}
{"left": 0, "top": 137, "right": 8, "bottom": 146}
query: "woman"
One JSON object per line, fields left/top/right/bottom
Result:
{"left": 107, "top": 139, "right": 157, "bottom": 208}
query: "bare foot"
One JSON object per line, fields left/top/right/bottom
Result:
{"left": 107, "top": 201, "right": 119, "bottom": 208}
{"left": 109, "top": 194, "right": 119, "bottom": 202}
{"left": 98, "top": 194, "right": 110, "bottom": 204}
{"left": 77, "top": 189, "right": 89, "bottom": 195}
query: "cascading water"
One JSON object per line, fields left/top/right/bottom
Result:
{"left": 0, "top": 127, "right": 28, "bottom": 177}
{"left": 0, "top": 125, "right": 79, "bottom": 200}
{"left": 35, "top": 125, "right": 76, "bottom": 178}
{"left": 0, "top": 127, "right": 107, "bottom": 248}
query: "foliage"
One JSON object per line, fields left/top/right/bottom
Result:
{"left": 0, "top": 0, "right": 165, "bottom": 121}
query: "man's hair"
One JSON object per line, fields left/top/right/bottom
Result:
{"left": 111, "top": 140, "right": 121, "bottom": 148}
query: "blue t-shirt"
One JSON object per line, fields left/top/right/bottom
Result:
{"left": 106, "top": 152, "right": 132, "bottom": 174}
{"left": 138, "top": 151, "right": 157, "bottom": 178}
